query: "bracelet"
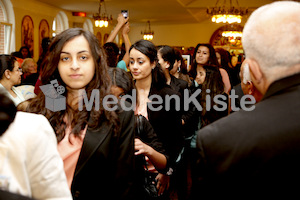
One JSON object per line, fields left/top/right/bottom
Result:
{"left": 166, "top": 167, "right": 174, "bottom": 176}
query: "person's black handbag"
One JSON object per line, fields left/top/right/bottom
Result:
{"left": 135, "top": 115, "right": 159, "bottom": 198}
{"left": 143, "top": 162, "right": 159, "bottom": 198}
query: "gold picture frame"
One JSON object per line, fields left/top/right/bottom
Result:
{"left": 21, "top": 15, "right": 34, "bottom": 57}
{"left": 39, "top": 19, "right": 50, "bottom": 56}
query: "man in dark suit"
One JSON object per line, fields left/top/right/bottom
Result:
{"left": 192, "top": 1, "right": 300, "bottom": 199}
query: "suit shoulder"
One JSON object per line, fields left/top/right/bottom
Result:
{"left": 198, "top": 110, "right": 245, "bottom": 138}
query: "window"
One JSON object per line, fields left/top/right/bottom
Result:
{"left": 52, "top": 11, "right": 68, "bottom": 37}
{"left": 0, "top": 0, "right": 13, "bottom": 54}
{"left": 83, "top": 19, "right": 93, "bottom": 33}
{"left": 0, "top": 22, "right": 12, "bottom": 53}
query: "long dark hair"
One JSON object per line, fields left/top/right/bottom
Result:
{"left": 129, "top": 40, "right": 166, "bottom": 90}
{"left": 190, "top": 43, "right": 219, "bottom": 79}
{"left": 27, "top": 28, "right": 119, "bottom": 142}
{"left": 200, "top": 65, "right": 224, "bottom": 127}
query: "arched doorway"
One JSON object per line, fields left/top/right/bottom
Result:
{"left": 210, "top": 24, "right": 243, "bottom": 50}
{"left": 52, "top": 11, "right": 69, "bottom": 37}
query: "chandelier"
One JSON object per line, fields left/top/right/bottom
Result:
{"left": 222, "top": 24, "right": 243, "bottom": 44}
{"left": 207, "top": 0, "right": 248, "bottom": 24}
{"left": 222, "top": 31, "right": 242, "bottom": 38}
{"left": 93, "top": 0, "right": 112, "bottom": 28}
{"left": 141, "top": 21, "right": 154, "bottom": 40}
{"left": 222, "top": 24, "right": 243, "bottom": 37}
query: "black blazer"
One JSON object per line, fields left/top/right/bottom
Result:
{"left": 147, "top": 84, "right": 184, "bottom": 169}
{"left": 193, "top": 73, "right": 300, "bottom": 199}
{"left": 71, "top": 108, "right": 135, "bottom": 200}
{"left": 170, "top": 75, "right": 188, "bottom": 97}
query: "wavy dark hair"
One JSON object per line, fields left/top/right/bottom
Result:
{"left": 26, "top": 28, "right": 119, "bottom": 142}
{"left": 199, "top": 65, "right": 225, "bottom": 127}
{"left": 103, "top": 42, "right": 119, "bottom": 68}
{"left": 190, "top": 43, "right": 219, "bottom": 79}
{"left": 129, "top": 40, "right": 167, "bottom": 90}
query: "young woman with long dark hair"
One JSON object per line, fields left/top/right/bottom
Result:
{"left": 129, "top": 40, "right": 184, "bottom": 199}
{"left": 26, "top": 28, "right": 135, "bottom": 199}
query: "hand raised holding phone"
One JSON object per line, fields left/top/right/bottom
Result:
{"left": 121, "top": 10, "right": 128, "bottom": 19}
{"left": 117, "top": 13, "right": 129, "bottom": 25}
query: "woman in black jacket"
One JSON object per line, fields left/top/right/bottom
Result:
{"left": 108, "top": 67, "right": 168, "bottom": 199}
{"left": 129, "top": 40, "right": 184, "bottom": 199}
{"left": 26, "top": 28, "right": 135, "bottom": 200}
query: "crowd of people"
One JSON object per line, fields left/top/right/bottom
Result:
{"left": 1, "top": 1, "right": 300, "bottom": 199}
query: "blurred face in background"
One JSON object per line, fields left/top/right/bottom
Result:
{"left": 26, "top": 60, "right": 37, "bottom": 74}
{"left": 216, "top": 52, "right": 221, "bottom": 65}
{"left": 111, "top": 86, "right": 125, "bottom": 99}
{"left": 195, "top": 66, "right": 206, "bottom": 85}
{"left": 21, "top": 48, "right": 29, "bottom": 58}
{"left": 196, "top": 46, "right": 210, "bottom": 65}
{"left": 11, "top": 61, "right": 22, "bottom": 85}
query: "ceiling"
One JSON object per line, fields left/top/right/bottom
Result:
{"left": 34, "top": 0, "right": 293, "bottom": 26}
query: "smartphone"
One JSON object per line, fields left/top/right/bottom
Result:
{"left": 121, "top": 10, "right": 128, "bottom": 19}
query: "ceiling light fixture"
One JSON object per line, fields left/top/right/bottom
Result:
{"left": 222, "top": 31, "right": 242, "bottom": 38}
{"left": 207, "top": 0, "right": 248, "bottom": 24}
{"left": 221, "top": 24, "right": 243, "bottom": 38}
{"left": 222, "top": 24, "right": 243, "bottom": 45}
{"left": 93, "top": 0, "right": 112, "bottom": 28}
{"left": 141, "top": 21, "right": 154, "bottom": 41}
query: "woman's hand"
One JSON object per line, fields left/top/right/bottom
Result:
{"left": 134, "top": 138, "right": 150, "bottom": 156}
{"left": 117, "top": 13, "right": 129, "bottom": 26}
{"left": 155, "top": 173, "right": 170, "bottom": 196}
{"left": 135, "top": 138, "right": 167, "bottom": 170}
